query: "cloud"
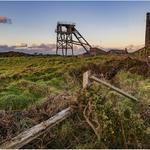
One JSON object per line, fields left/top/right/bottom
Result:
{"left": 12, "top": 43, "right": 57, "bottom": 54}
{"left": 0, "top": 43, "right": 85, "bottom": 55}
{"left": 15, "top": 43, "right": 28, "bottom": 48}
{"left": 30, "top": 43, "right": 55, "bottom": 51}
{"left": 0, "top": 16, "right": 12, "bottom": 24}
{"left": 0, "top": 43, "right": 98, "bottom": 55}
{"left": 0, "top": 45, "right": 14, "bottom": 52}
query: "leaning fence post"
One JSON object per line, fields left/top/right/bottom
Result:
{"left": 83, "top": 70, "right": 91, "bottom": 89}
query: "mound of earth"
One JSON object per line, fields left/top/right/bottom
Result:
{"left": 83, "top": 57, "right": 150, "bottom": 80}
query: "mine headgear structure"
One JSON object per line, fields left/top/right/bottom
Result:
{"left": 55, "top": 22, "right": 92, "bottom": 56}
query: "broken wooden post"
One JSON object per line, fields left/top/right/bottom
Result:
{"left": 89, "top": 75, "right": 138, "bottom": 102}
{"left": 0, "top": 107, "right": 72, "bottom": 149}
{"left": 83, "top": 70, "right": 91, "bottom": 89}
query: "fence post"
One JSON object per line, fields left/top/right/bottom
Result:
{"left": 83, "top": 70, "right": 91, "bottom": 89}
{"left": 89, "top": 76, "right": 138, "bottom": 102}
{"left": 0, "top": 107, "right": 72, "bottom": 149}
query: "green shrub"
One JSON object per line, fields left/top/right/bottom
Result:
{"left": 74, "top": 84, "right": 150, "bottom": 148}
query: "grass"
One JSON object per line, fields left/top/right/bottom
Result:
{"left": 113, "top": 71, "right": 150, "bottom": 102}
{"left": 46, "top": 70, "right": 150, "bottom": 148}
{"left": 0, "top": 55, "right": 117, "bottom": 110}
{"left": 0, "top": 55, "right": 149, "bottom": 110}
{"left": 0, "top": 55, "right": 150, "bottom": 148}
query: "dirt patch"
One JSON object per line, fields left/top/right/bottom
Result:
{"left": 0, "top": 93, "right": 76, "bottom": 143}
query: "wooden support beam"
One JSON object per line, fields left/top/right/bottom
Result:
{"left": 0, "top": 107, "right": 72, "bottom": 149}
{"left": 89, "top": 75, "right": 138, "bottom": 102}
{"left": 83, "top": 70, "right": 91, "bottom": 89}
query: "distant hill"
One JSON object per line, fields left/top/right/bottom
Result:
{"left": 0, "top": 49, "right": 131, "bottom": 57}
{"left": 0, "top": 51, "right": 33, "bottom": 57}
{"left": 131, "top": 47, "right": 145, "bottom": 54}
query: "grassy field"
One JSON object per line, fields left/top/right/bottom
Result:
{"left": 0, "top": 55, "right": 116, "bottom": 110}
{"left": 0, "top": 55, "right": 150, "bottom": 148}
{"left": 0, "top": 55, "right": 149, "bottom": 110}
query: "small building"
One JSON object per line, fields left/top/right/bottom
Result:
{"left": 108, "top": 49, "right": 128, "bottom": 55}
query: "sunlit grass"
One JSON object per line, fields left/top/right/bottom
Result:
{"left": 0, "top": 55, "right": 115, "bottom": 110}
{"left": 0, "top": 55, "right": 146, "bottom": 110}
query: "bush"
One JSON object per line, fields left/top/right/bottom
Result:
{"left": 75, "top": 84, "right": 150, "bottom": 148}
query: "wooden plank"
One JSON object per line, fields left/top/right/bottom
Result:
{"left": 90, "top": 76, "right": 138, "bottom": 102}
{"left": 83, "top": 70, "right": 91, "bottom": 89}
{"left": 0, "top": 107, "right": 72, "bottom": 149}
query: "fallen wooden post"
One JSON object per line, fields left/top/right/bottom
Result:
{"left": 89, "top": 75, "right": 138, "bottom": 102}
{"left": 0, "top": 107, "right": 72, "bottom": 149}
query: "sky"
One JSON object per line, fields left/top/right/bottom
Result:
{"left": 0, "top": 1, "right": 150, "bottom": 50}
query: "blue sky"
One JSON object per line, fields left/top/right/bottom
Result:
{"left": 0, "top": 1, "right": 150, "bottom": 48}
